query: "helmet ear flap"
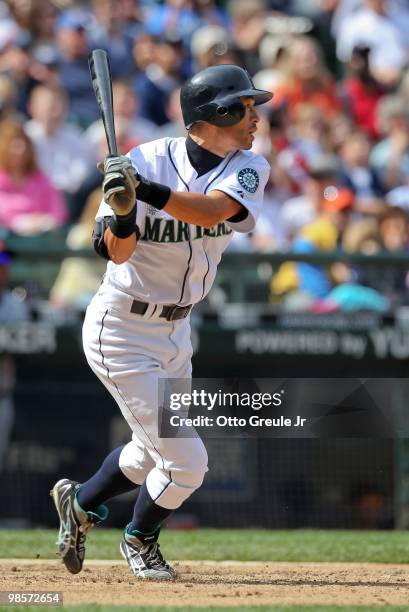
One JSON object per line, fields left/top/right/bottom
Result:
{"left": 216, "top": 105, "right": 229, "bottom": 117}
{"left": 212, "top": 100, "right": 246, "bottom": 127}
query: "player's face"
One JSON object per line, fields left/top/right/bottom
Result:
{"left": 226, "top": 97, "right": 260, "bottom": 150}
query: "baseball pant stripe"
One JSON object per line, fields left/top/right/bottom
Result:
{"left": 97, "top": 309, "right": 166, "bottom": 471}
{"left": 152, "top": 471, "right": 173, "bottom": 503}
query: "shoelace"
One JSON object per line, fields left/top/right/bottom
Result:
{"left": 142, "top": 542, "right": 169, "bottom": 569}
{"left": 79, "top": 520, "right": 96, "bottom": 534}
{"left": 75, "top": 517, "right": 101, "bottom": 558}
{"left": 76, "top": 529, "right": 87, "bottom": 555}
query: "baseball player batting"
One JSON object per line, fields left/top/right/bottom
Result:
{"left": 50, "top": 64, "right": 272, "bottom": 580}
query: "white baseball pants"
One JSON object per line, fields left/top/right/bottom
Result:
{"left": 82, "top": 290, "right": 208, "bottom": 510}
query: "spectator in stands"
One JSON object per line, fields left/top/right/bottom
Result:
{"left": 289, "top": 103, "right": 328, "bottom": 163}
{"left": 156, "top": 87, "right": 186, "bottom": 139}
{"left": 273, "top": 35, "right": 341, "bottom": 120}
{"left": 339, "top": 207, "right": 409, "bottom": 309}
{"left": 382, "top": 90, "right": 409, "bottom": 209}
{"left": 378, "top": 206, "right": 409, "bottom": 252}
{"left": 145, "top": 0, "right": 229, "bottom": 50}
{"left": 338, "top": 130, "right": 386, "bottom": 216}
{"left": 352, "top": 206, "right": 409, "bottom": 307}
{"left": 29, "top": 0, "right": 58, "bottom": 52}
{"left": 326, "top": 112, "right": 353, "bottom": 156}
{"left": 4, "top": 0, "right": 37, "bottom": 32}
{"left": 236, "top": 106, "right": 298, "bottom": 252}
{"left": 55, "top": 9, "right": 100, "bottom": 127}
{"left": 1, "top": 0, "right": 57, "bottom": 54}
{"left": 85, "top": 79, "right": 156, "bottom": 159}
{"left": 0, "top": 120, "right": 67, "bottom": 235}
{"left": 88, "top": 0, "right": 134, "bottom": 78}
{"left": 0, "top": 74, "right": 20, "bottom": 122}
{"left": 339, "top": 46, "right": 385, "bottom": 139}
{"left": 25, "top": 84, "right": 93, "bottom": 199}
{"left": 228, "top": 0, "right": 266, "bottom": 75}
{"left": 190, "top": 25, "right": 239, "bottom": 71}
{"left": 131, "top": 32, "right": 157, "bottom": 74}
{"left": 398, "top": 67, "right": 409, "bottom": 110}
{"left": 191, "top": 0, "right": 230, "bottom": 30}
{"left": 246, "top": 183, "right": 288, "bottom": 252}
{"left": 135, "top": 31, "right": 185, "bottom": 126}
{"left": 253, "top": 34, "right": 291, "bottom": 95}
{"left": 332, "top": 0, "right": 409, "bottom": 38}
{"left": 342, "top": 216, "right": 380, "bottom": 254}
{"left": 268, "top": 104, "right": 291, "bottom": 159}
{"left": 0, "top": 4, "right": 20, "bottom": 55}
{"left": 271, "top": 187, "right": 354, "bottom": 309}
{"left": 276, "top": 154, "right": 341, "bottom": 247}
{"left": 29, "top": 44, "right": 61, "bottom": 89}
{"left": 335, "top": 0, "right": 409, "bottom": 88}
{"left": 0, "top": 30, "right": 36, "bottom": 117}
{"left": 271, "top": 104, "right": 327, "bottom": 205}
{"left": 370, "top": 95, "right": 409, "bottom": 190}
{"left": 119, "top": 0, "right": 145, "bottom": 40}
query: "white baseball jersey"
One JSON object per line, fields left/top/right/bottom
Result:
{"left": 96, "top": 136, "right": 270, "bottom": 306}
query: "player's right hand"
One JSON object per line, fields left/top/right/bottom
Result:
{"left": 98, "top": 155, "right": 140, "bottom": 215}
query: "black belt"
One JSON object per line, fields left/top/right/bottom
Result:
{"left": 130, "top": 299, "right": 192, "bottom": 321}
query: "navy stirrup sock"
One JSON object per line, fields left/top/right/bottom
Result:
{"left": 77, "top": 445, "right": 138, "bottom": 510}
{"left": 128, "top": 481, "right": 173, "bottom": 537}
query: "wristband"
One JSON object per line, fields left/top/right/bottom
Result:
{"left": 227, "top": 206, "right": 248, "bottom": 223}
{"left": 109, "top": 205, "right": 140, "bottom": 239}
{"left": 135, "top": 175, "right": 171, "bottom": 210}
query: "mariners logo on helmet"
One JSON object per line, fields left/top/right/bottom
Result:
{"left": 237, "top": 168, "right": 259, "bottom": 193}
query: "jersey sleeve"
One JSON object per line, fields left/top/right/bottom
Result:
{"left": 208, "top": 156, "right": 270, "bottom": 233}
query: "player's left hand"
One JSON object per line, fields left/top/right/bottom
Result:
{"left": 98, "top": 155, "right": 140, "bottom": 215}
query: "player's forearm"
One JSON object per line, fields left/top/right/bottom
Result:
{"left": 104, "top": 228, "right": 137, "bottom": 264}
{"left": 134, "top": 174, "right": 242, "bottom": 228}
{"left": 93, "top": 206, "right": 139, "bottom": 264}
{"left": 164, "top": 191, "right": 239, "bottom": 228}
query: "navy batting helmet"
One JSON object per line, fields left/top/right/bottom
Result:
{"left": 180, "top": 64, "right": 273, "bottom": 129}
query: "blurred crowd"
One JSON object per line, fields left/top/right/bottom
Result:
{"left": 1, "top": 0, "right": 409, "bottom": 311}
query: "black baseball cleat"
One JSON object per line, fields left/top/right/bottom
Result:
{"left": 50, "top": 478, "right": 108, "bottom": 574}
{"left": 120, "top": 526, "right": 177, "bottom": 580}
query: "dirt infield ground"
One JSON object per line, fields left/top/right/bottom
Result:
{"left": 1, "top": 559, "right": 409, "bottom": 607}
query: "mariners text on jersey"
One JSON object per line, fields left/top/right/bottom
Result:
{"left": 140, "top": 217, "right": 233, "bottom": 243}
{"left": 95, "top": 137, "right": 270, "bottom": 307}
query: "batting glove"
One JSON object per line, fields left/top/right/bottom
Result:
{"left": 98, "top": 156, "right": 140, "bottom": 215}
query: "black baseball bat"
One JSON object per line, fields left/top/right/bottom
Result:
{"left": 88, "top": 49, "right": 118, "bottom": 157}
